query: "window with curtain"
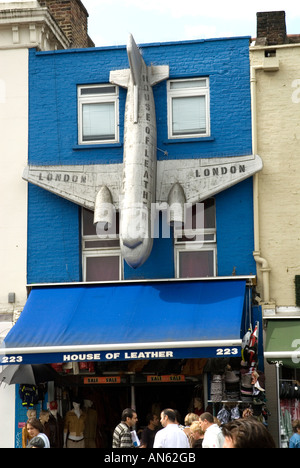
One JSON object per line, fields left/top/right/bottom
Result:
{"left": 174, "top": 198, "right": 217, "bottom": 278}
{"left": 82, "top": 208, "right": 122, "bottom": 281}
{"left": 78, "top": 84, "right": 119, "bottom": 144}
{"left": 168, "top": 78, "right": 210, "bottom": 139}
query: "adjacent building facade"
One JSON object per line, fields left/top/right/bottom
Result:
{"left": 0, "top": 0, "right": 93, "bottom": 448}
{"left": 250, "top": 11, "right": 300, "bottom": 447}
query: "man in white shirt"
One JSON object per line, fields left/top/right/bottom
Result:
{"left": 199, "top": 412, "right": 225, "bottom": 448}
{"left": 153, "top": 408, "right": 190, "bottom": 449}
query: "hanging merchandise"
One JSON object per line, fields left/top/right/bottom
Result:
{"left": 51, "top": 363, "right": 63, "bottom": 373}
{"left": 280, "top": 381, "right": 300, "bottom": 400}
{"left": 79, "top": 362, "right": 95, "bottom": 373}
{"left": 217, "top": 405, "right": 230, "bottom": 425}
{"left": 19, "top": 384, "right": 39, "bottom": 408}
{"left": 241, "top": 322, "right": 259, "bottom": 366}
{"left": 241, "top": 327, "right": 252, "bottom": 363}
{"left": 230, "top": 405, "right": 241, "bottom": 420}
{"left": 248, "top": 322, "right": 259, "bottom": 364}
{"left": 210, "top": 374, "right": 224, "bottom": 402}
{"left": 224, "top": 366, "right": 240, "bottom": 401}
{"left": 240, "top": 371, "right": 253, "bottom": 402}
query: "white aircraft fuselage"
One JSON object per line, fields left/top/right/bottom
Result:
{"left": 110, "top": 35, "right": 169, "bottom": 268}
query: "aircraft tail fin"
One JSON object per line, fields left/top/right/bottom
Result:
{"left": 127, "top": 33, "right": 144, "bottom": 86}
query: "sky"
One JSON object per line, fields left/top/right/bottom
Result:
{"left": 81, "top": 0, "right": 300, "bottom": 47}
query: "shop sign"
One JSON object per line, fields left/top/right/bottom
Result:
{"left": 83, "top": 376, "right": 121, "bottom": 385}
{"left": 0, "top": 345, "right": 241, "bottom": 365}
{"left": 147, "top": 375, "right": 185, "bottom": 383}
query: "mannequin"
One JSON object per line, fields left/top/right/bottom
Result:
{"left": 49, "top": 400, "right": 59, "bottom": 418}
{"left": 39, "top": 410, "right": 51, "bottom": 440}
{"left": 22, "top": 409, "right": 37, "bottom": 448}
{"left": 193, "top": 398, "right": 204, "bottom": 416}
{"left": 64, "top": 400, "right": 86, "bottom": 448}
{"left": 39, "top": 410, "right": 50, "bottom": 426}
{"left": 48, "top": 401, "right": 64, "bottom": 448}
{"left": 83, "top": 399, "right": 97, "bottom": 448}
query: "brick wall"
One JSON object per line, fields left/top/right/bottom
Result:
{"left": 28, "top": 38, "right": 255, "bottom": 283}
{"left": 256, "top": 11, "right": 287, "bottom": 45}
{"left": 39, "top": 0, "right": 94, "bottom": 48}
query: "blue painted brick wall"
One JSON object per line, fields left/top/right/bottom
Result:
{"left": 27, "top": 185, "right": 81, "bottom": 283}
{"left": 28, "top": 36, "right": 255, "bottom": 283}
{"left": 216, "top": 178, "right": 256, "bottom": 276}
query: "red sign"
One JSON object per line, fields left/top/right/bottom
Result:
{"left": 84, "top": 376, "right": 121, "bottom": 384}
{"left": 146, "top": 375, "right": 185, "bottom": 383}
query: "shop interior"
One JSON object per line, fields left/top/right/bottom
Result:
{"left": 279, "top": 366, "right": 300, "bottom": 448}
{"left": 18, "top": 354, "right": 268, "bottom": 448}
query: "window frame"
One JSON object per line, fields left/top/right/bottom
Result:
{"left": 81, "top": 208, "right": 123, "bottom": 282}
{"left": 174, "top": 244, "right": 217, "bottom": 279}
{"left": 174, "top": 199, "right": 217, "bottom": 279}
{"left": 167, "top": 77, "right": 210, "bottom": 139}
{"left": 78, "top": 84, "right": 119, "bottom": 145}
{"left": 82, "top": 250, "right": 123, "bottom": 282}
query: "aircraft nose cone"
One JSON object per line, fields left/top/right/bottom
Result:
{"left": 121, "top": 238, "right": 153, "bottom": 269}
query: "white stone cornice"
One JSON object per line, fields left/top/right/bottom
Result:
{"left": 0, "top": 6, "right": 70, "bottom": 49}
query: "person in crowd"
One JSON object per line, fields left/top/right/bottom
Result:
{"left": 27, "top": 436, "right": 46, "bottom": 448}
{"left": 289, "top": 419, "right": 300, "bottom": 448}
{"left": 141, "top": 413, "right": 160, "bottom": 448}
{"left": 26, "top": 418, "right": 50, "bottom": 448}
{"left": 242, "top": 407, "right": 254, "bottom": 419}
{"left": 112, "top": 408, "right": 138, "bottom": 448}
{"left": 153, "top": 408, "right": 189, "bottom": 448}
{"left": 222, "top": 418, "right": 276, "bottom": 448}
{"left": 199, "top": 412, "right": 224, "bottom": 448}
{"left": 183, "top": 413, "right": 200, "bottom": 447}
{"left": 189, "top": 421, "right": 205, "bottom": 448}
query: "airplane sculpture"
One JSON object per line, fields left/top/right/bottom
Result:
{"left": 23, "top": 34, "right": 263, "bottom": 269}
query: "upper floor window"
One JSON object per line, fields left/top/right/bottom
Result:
{"left": 78, "top": 84, "right": 119, "bottom": 144}
{"left": 174, "top": 198, "right": 216, "bottom": 278}
{"left": 167, "top": 78, "right": 210, "bottom": 139}
{"left": 82, "top": 208, "right": 122, "bottom": 282}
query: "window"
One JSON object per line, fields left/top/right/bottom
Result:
{"left": 82, "top": 208, "right": 122, "bottom": 281}
{"left": 78, "top": 85, "right": 119, "bottom": 144}
{"left": 174, "top": 198, "right": 216, "bottom": 278}
{"left": 167, "top": 78, "right": 210, "bottom": 139}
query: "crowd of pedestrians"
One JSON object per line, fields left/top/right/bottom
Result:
{"left": 112, "top": 407, "right": 278, "bottom": 449}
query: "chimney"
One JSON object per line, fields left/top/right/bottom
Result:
{"left": 39, "top": 0, "right": 94, "bottom": 48}
{"left": 256, "top": 11, "right": 287, "bottom": 46}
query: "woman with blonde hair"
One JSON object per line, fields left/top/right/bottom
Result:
{"left": 189, "top": 421, "right": 205, "bottom": 448}
{"left": 183, "top": 413, "right": 200, "bottom": 447}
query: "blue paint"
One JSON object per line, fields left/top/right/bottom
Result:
{"left": 27, "top": 36, "right": 255, "bottom": 283}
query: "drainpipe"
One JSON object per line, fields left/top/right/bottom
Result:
{"left": 251, "top": 64, "right": 271, "bottom": 303}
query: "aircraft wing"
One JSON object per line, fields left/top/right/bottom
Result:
{"left": 23, "top": 164, "right": 123, "bottom": 210}
{"left": 156, "top": 154, "right": 263, "bottom": 204}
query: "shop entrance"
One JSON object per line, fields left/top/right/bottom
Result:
{"left": 134, "top": 382, "right": 200, "bottom": 427}
{"left": 48, "top": 359, "right": 205, "bottom": 448}
{"left": 75, "top": 379, "right": 203, "bottom": 448}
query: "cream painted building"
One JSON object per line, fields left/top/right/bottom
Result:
{"left": 0, "top": 0, "right": 92, "bottom": 448}
{"left": 251, "top": 43, "right": 300, "bottom": 311}
{"left": 0, "top": 1, "right": 68, "bottom": 448}
{"left": 250, "top": 11, "right": 300, "bottom": 447}
{"left": 0, "top": 0, "right": 68, "bottom": 336}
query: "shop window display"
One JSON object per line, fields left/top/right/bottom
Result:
{"left": 279, "top": 367, "right": 300, "bottom": 448}
{"left": 208, "top": 323, "right": 269, "bottom": 428}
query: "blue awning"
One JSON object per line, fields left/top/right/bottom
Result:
{"left": 1, "top": 279, "right": 247, "bottom": 365}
